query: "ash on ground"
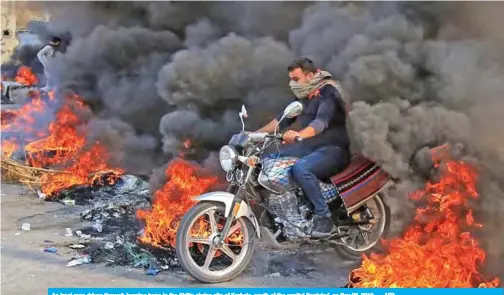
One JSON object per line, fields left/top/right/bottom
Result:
{"left": 52, "top": 174, "right": 180, "bottom": 273}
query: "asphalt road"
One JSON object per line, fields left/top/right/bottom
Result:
{"left": 0, "top": 183, "right": 357, "bottom": 295}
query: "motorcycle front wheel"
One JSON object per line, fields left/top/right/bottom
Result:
{"left": 175, "top": 201, "right": 257, "bottom": 283}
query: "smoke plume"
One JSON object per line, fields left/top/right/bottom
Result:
{"left": 6, "top": 1, "right": 503, "bottom": 278}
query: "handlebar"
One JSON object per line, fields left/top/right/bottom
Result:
{"left": 247, "top": 132, "right": 303, "bottom": 142}
{"left": 264, "top": 133, "right": 303, "bottom": 142}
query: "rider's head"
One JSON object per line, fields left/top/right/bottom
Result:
{"left": 50, "top": 36, "right": 62, "bottom": 47}
{"left": 287, "top": 58, "right": 318, "bottom": 85}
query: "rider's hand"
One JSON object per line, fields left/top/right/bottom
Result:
{"left": 283, "top": 130, "right": 301, "bottom": 144}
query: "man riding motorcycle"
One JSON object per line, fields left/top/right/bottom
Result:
{"left": 256, "top": 57, "right": 351, "bottom": 238}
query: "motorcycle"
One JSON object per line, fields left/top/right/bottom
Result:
{"left": 175, "top": 101, "right": 394, "bottom": 283}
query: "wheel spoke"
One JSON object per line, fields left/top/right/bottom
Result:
{"left": 220, "top": 245, "right": 238, "bottom": 261}
{"left": 188, "top": 236, "right": 210, "bottom": 245}
{"left": 225, "top": 223, "right": 241, "bottom": 238}
{"left": 207, "top": 210, "right": 218, "bottom": 235}
{"left": 203, "top": 247, "right": 217, "bottom": 270}
{"left": 361, "top": 231, "right": 370, "bottom": 245}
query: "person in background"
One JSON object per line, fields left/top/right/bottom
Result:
{"left": 37, "top": 36, "right": 61, "bottom": 91}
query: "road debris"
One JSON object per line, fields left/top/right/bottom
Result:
{"left": 92, "top": 220, "right": 103, "bottom": 233}
{"left": 104, "top": 242, "right": 114, "bottom": 250}
{"left": 66, "top": 254, "right": 91, "bottom": 267}
{"left": 75, "top": 230, "right": 91, "bottom": 239}
{"left": 68, "top": 244, "right": 86, "bottom": 249}
{"left": 146, "top": 267, "right": 160, "bottom": 276}
{"left": 43, "top": 247, "right": 57, "bottom": 253}
{"left": 36, "top": 190, "right": 46, "bottom": 199}
{"left": 64, "top": 228, "right": 73, "bottom": 237}
{"left": 62, "top": 199, "right": 76, "bottom": 205}
{"left": 21, "top": 223, "right": 30, "bottom": 231}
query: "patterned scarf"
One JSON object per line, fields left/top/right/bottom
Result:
{"left": 289, "top": 70, "right": 333, "bottom": 99}
{"left": 289, "top": 70, "right": 351, "bottom": 115}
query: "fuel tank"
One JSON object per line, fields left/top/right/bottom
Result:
{"left": 257, "top": 156, "right": 298, "bottom": 194}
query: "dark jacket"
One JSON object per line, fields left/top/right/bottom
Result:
{"left": 276, "top": 83, "right": 350, "bottom": 151}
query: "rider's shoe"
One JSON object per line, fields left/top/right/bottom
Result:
{"left": 311, "top": 215, "right": 333, "bottom": 238}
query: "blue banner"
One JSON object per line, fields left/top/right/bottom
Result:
{"left": 48, "top": 287, "right": 503, "bottom": 295}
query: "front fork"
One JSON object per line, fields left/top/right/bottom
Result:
{"left": 219, "top": 184, "right": 243, "bottom": 240}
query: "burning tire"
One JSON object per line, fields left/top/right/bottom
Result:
{"left": 334, "top": 193, "right": 391, "bottom": 260}
{"left": 175, "top": 201, "right": 257, "bottom": 283}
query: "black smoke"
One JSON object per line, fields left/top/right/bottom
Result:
{"left": 5, "top": 1, "right": 503, "bottom": 279}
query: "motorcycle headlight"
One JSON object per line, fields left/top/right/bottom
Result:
{"left": 219, "top": 145, "right": 238, "bottom": 172}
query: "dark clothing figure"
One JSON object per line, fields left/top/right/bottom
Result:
{"left": 276, "top": 80, "right": 350, "bottom": 236}
{"left": 276, "top": 84, "right": 350, "bottom": 150}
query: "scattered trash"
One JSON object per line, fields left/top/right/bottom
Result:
{"left": 66, "top": 254, "right": 91, "bottom": 267}
{"left": 44, "top": 247, "right": 57, "bottom": 253}
{"left": 14, "top": 233, "right": 21, "bottom": 236}
{"left": 44, "top": 240, "right": 55, "bottom": 243}
{"left": 68, "top": 244, "right": 86, "bottom": 249}
{"left": 146, "top": 267, "right": 160, "bottom": 276}
{"left": 123, "top": 242, "right": 155, "bottom": 268}
{"left": 104, "top": 242, "right": 114, "bottom": 250}
{"left": 75, "top": 230, "right": 91, "bottom": 239}
{"left": 36, "top": 190, "right": 47, "bottom": 199}
{"left": 21, "top": 223, "right": 30, "bottom": 231}
{"left": 92, "top": 220, "right": 103, "bottom": 233}
{"left": 115, "top": 236, "right": 124, "bottom": 245}
{"left": 62, "top": 199, "right": 76, "bottom": 205}
{"left": 65, "top": 228, "right": 73, "bottom": 237}
{"left": 267, "top": 272, "right": 281, "bottom": 278}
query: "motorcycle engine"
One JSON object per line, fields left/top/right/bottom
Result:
{"left": 267, "top": 191, "right": 313, "bottom": 239}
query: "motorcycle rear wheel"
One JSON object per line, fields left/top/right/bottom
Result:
{"left": 175, "top": 201, "right": 257, "bottom": 283}
{"left": 333, "top": 193, "right": 391, "bottom": 260}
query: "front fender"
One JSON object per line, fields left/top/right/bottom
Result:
{"left": 193, "top": 191, "right": 261, "bottom": 238}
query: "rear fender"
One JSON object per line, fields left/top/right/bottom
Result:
{"left": 193, "top": 191, "right": 261, "bottom": 238}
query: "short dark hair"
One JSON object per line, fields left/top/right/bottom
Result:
{"left": 287, "top": 57, "right": 317, "bottom": 73}
{"left": 51, "top": 36, "right": 62, "bottom": 43}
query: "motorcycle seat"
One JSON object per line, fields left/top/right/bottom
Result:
{"left": 329, "top": 154, "right": 390, "bottom": 208}
{"left": 330, "top": 154, "right": 372, "bottom": 185}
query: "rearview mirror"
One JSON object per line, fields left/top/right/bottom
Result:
{"left": 239, "top": 105, "right": 248, "bottom": 118}
{"left": 275, "top": 101, "right": 303, "bottom": 135}
{"left": 239, "top": 104, "right": 248, "bottom": 131}
{"left": 282, "top": 101, "right": 303, "bottom": 119}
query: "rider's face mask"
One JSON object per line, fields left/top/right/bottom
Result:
{"left": 289, "top": 71, "right": 316, "bottom": 99}
{"left": 289, "top": 80, "right": 309, "bottom": 99}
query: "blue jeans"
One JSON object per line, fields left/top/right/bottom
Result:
{"left": 275, "top": 144, "right": 350, "bottom": 217}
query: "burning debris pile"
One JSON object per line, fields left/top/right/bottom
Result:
{"left": 1, "top": 82, "right": 124, "bottom": 196}
{"left": 1, "top": 66, "right": 39, "bottom": 104}
{"left": 54, "top": 159, "right": 220, "bottom": 273}
{"left": 347, "top": 148, "right": 500, "bottom": 288}
{"left": 137, "top": 159, "right": 219, "bottom": 248}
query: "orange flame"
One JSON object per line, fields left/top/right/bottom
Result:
{"left": 14, "top": 66, "right": 38, "bottom": 86}
{"left": 137, "top": 159, "right": 218, "bottom": 248}
{"left": 1, "top": 91, "right": 51, "bottom": 157}
{"left": 1, "top": 89, "right": 124, "bottom": 196}
{"left": 24, "top": 94, "right": 124, "bottom": 196}
{"left": 1, "top": 140, "right": 18, "bottom": 158}
{"left": 348, "top": 155, "right": 500, "bottom": 288}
